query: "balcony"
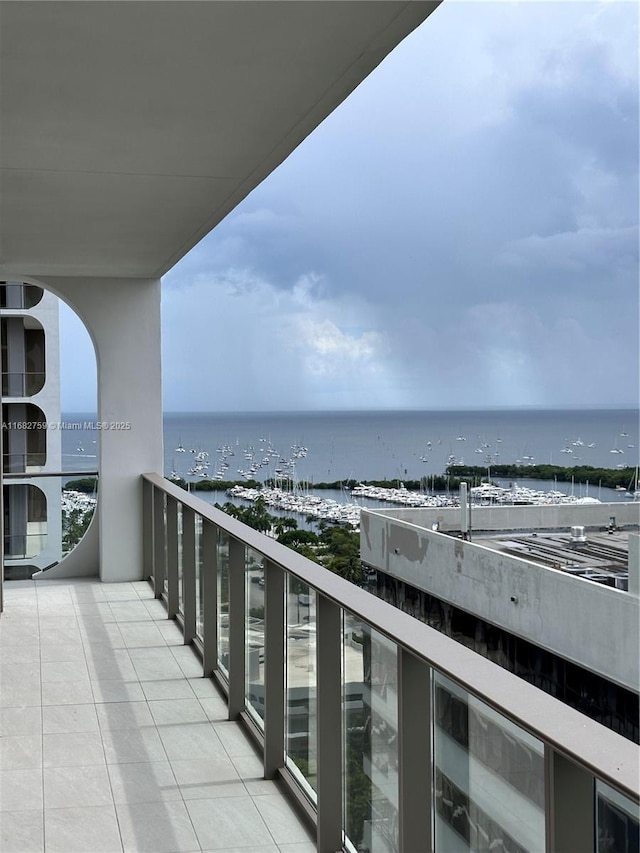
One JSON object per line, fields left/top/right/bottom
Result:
{"left": 0, "top": 577, "right": 315, "bottom": 853}
{"left": 0, "top": 3, "right": 638, "bottom": 850}
{"left": 0, "top": 472, "right": 638, "bottom": 852}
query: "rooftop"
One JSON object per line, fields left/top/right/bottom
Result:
{"left": 469, "top": 528, "right": 630, "bottom": 587}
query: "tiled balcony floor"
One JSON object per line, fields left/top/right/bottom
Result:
{"left": 0, "top": 578, "right": 315, "bottom": 853}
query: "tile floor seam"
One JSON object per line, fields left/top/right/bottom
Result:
{"left": 34, "top": 580, "right": 47, "bottom": 853}
{"left": 37, "top": 581, "right": 46, "bottom": 853}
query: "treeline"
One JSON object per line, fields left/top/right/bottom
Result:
{"left": 447, "top": 464, "right": 637, "bottom": 491}
{"left": 352, "top": 475, "right": 460, "bottom": 491}
{"left": 169, "top": 475, "right": 461, "bottom": 493}
{"left": 215, "top": 497, "right": 362, "bottom": 584}
{"left": 72, "top": 466, "right": 637, "bottom": 496}
{"left": 266, "top": 476, "right": 461, "bottom": 491}
{"left": 63, "top": 477, "right": 98, "bottom": 493}
{"left": 168, "top": 477, "right": 260, "bottom": 491}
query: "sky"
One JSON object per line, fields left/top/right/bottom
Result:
{"left": 61, "top": 0, "right": 639, "bottom": 412}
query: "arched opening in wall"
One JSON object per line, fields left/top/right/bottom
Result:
{"left": 1, "top": 282, "right": 98, "bottom": 578}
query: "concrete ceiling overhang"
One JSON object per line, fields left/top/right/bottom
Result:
{"left": 0, "top": 1, "right": 439, "bottom": 281}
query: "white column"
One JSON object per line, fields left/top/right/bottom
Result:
{"left": 36, "top": 275, "right": 163, "bottom": 582}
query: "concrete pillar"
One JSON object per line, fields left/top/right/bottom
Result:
{"left": 629, "top": 533, "right": 639, "bottom": 597}
{"left": 7, "top": 402, "right": 26, "bottom": 471}
{"left": 5, "top": 283, "right": 23, "bottom": 310}
{"left": 33, "top": 275, "right": 163, "bottom": 582}
{"left": 6, "top": 483, "right": 28, "bottom": 557}
{"left": 460, "top": 481, "right": 469, "bottom": 539}
{"left": 5, "top": 316, "right": 25, "bottom": 396}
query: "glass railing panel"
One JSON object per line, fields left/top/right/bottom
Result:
{"left": 195, "top": 514, "right": 203, "bottom": 638}
{"left": 245, "top": 548, "right": 265, "bottom": 727}
{"left": 217, "top": 530, "right": 230, "bottom": 678}
{"left": 0, "top": 283, "right": 43, "bottom": 309}
{"left": 25, "top": 371, "right": 45, "bottom": 396}
{"left": 3, "top": 452, "right": 47, "bottom": 473}
{"left": 285, "top": 576, "right": 317, "bottom": 797}
{"left": 434, "top": 672, "right": 545, "bottom": 853}
{"left": 1, "top": 372, "right": 46, "bottom": 396}
{"left": 342, "top": 612, "right": 369, "bottom": 852}
{"left": 163, "top": 497, "right": 168, "bottom": 597}
{"left": 3, "top": 532, "right": 47, "bottom": 559}
{"left": 24, "top": 285, "right": 44, "bottom": 309}
{"left": 596, "top": 779, "right": 640, "bottom": 853}
{"left": 354, "top": 626, "right": 399, "bottom": 853}
{"left": 177, "top": 504, "right": 184, "bottom": 616}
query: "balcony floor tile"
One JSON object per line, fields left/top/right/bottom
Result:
{"left": 0, "top": 578, "right": 314, "bottom": 852}
{"left": 116, "top": 799, "right": 200, "bottom": 853}
{"left": 186, "top": 796, "right": 275, "bottom": 849}
{"left": 0, "top": 808, "right": 44, "bottom": 853}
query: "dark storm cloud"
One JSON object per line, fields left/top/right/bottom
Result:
{"left": 161, "top": 1, "right": 638, "bottom": 411}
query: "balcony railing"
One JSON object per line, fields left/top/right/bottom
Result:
{"left": 142, "top": 473, "right": 639, "bottom": 853}
{"left": 1, "top": 371, "right": 46, "bottom": 396}
{"left": 3, "top": 531, "right": 47, "bottom": 559}
{"left": 2, "top": 451, "right": 47, "bottom": 473}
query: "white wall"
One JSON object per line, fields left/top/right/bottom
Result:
{"left": 31, "top": 275, "right": 163, "bottom": 582}
{"left": 367, "top": 501, "right": 640, "bottom": 532}
{"left": 361, "top": 510, "right": 640, "bottom": 692}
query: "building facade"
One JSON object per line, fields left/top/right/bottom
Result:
{"left": 361, "top": 502, "right": 640, "bottom": 852}
{"left": 1, "top": 281, "right": 62, "bottom": 577}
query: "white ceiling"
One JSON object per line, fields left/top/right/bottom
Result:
{"left": 0, "top": 1, "right": 438, "bottom": 280}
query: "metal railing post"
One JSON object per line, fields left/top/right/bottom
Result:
{"left": 201, "top": 520, "right": 218, "bottom": 677}
{"left": 182, "top": 505, "right": 196, "bottom": 645}
{"left": 165, "top": 496, "right": 179, "bottom": 618}
{"left": 264, "top": 559, "right": 285, "bottom": 778}
{"left": 228, "top": 535, "right": 246, "bottom": 720}
{"left": 316, "top": 593, "right": 342, "bottom": 853}
{"left": 142, "top": 478, "right": 154, "bottom": 580}
{"left": 398, "top": 649, "right": 433, "bottom": 852}
{"left": 152, "top": 486, "right": 165, "bottom": 598}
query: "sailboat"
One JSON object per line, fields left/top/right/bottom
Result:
{"left": 626, "top": 466, "right": 640, "bottom": 500}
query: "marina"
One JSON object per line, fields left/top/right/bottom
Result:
{"left": 222, "top": 479, "right": 620, "bottom": 534}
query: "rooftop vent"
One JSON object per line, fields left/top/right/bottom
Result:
{"left": 570, "top": 525, "right": 587, "bottom": 544}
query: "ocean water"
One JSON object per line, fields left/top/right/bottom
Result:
{"left": 61, "top": 408, "right": 638, "bottom": 487}
{"left": 161, "top": 409, "right": 638, "bottom": 484}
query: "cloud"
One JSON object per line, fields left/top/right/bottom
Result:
{"left": 162, "top": 270, "right": 402, "bottom": 410}
{"left": 157, "top": 1, "right": 638, "bottom": 411}
{"left": 497, "top": 225, "right": 638, "bottom": 278}
{"left": 290, "top": 318, "right": 384, "bottom": 376}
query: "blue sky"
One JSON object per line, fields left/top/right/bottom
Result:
{"left": 61, "top": 1, "right": 639, "bottom": 412}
